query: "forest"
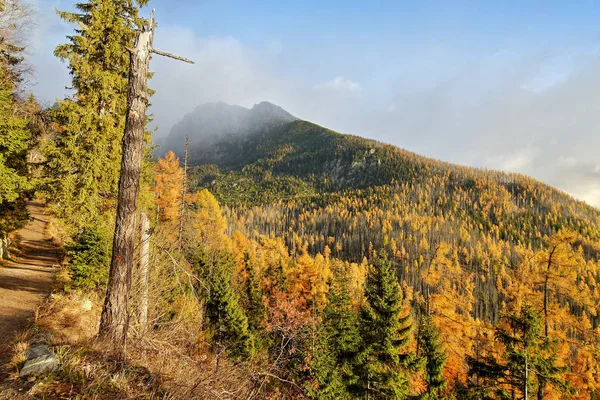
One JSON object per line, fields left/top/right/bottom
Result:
{"left": 0, "top": 0, "right": 599, "bottom": 399}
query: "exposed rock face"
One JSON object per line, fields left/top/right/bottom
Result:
{"left": 19, "top": 345, "right": 58, "bottom": 377}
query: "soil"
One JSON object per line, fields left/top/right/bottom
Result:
{"left": 0, "top": 201, "right": 59, "bottom": 362}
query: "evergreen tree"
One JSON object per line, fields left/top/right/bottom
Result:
{"left": 45, "top": 0, "right": 148, "bottom": 230}
{"left": 467, "top": 304, "right": 573, "bottom": 399}
{"left": 310, "top": 324, "right": 349, "bottom": 400}
{"left": 417, "top": 313, "right": 447, "bottom": 399}
{"left": 204, "top": 252, "right": 253, "bottom": 360}
{"left": 310, "top": 271, "right": 361, "bottom": 399}
{"left": 0, "top": 0, "right": 32, "bottom": 257}
{"left": 243, "top": 252, "right": 266, "bottom": 333}
{"left": 353, "top": 251, "right": 415, "bottom": 399}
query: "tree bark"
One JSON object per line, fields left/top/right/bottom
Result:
{"left": 544, "top": 246, "right": 556, "bottom": 338}
{"left": 178, "top": 135, "right": 189, "bottom": 247}
{"left": 99, "top": 12, "right": 155, "bottom": 350}
{"left": 0, "top": 232, "right": 7, "bottom": 260}
{"left": 138, "top": 211, "right": 150, "bottom": 332}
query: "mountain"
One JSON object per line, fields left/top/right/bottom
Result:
{"left": 155, "top": 102, "right": 600, "bottom": 395}
{"left": 162, "top": 101, "right": 600, "bottom": 322}
{"left": 160, "top": 101, "right": 297, "bottom": 163}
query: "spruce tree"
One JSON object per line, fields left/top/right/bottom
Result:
{"left": 310, "top": 271, "right": 361, "bottom": 399}
{"left": 243, "top": 253, "right": 266, "bottom": 333}
{"left": 46, "top": 0, "right": 148, "bottom": 230}
{"left": 0, "top": 0, "right": 32, "bottom": 257}
{"left": 204, "top": 252, "right": 253, "bottom": 360}
{"left": 353, "top": 251, "right": 415, "bottom": 399}
{"left": 417, "top": 313, "right": 447, "bottom": 399}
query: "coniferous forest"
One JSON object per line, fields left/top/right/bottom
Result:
{"left": 1, "top": 0, "right": 600, "bottom": 399}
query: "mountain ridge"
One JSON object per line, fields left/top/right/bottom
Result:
{"left": 162, "top": 101, "right": 599, "bottom": 216}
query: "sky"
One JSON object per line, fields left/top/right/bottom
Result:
{"left": 26, "top": 0, "right": 600, "bottom": 208}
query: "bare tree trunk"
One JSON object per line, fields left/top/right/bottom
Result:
{"left": 178, "top": 135, "right": 189, "bottom": 247}
{"left": 544, "top": 246, "right": 556, "bottom": 338}
{"left": 98, "top": 10, "right": 192, "bottom": 351}
{"left": 139, "top": 211, "right": 150, "bottom": 332}
{"left": 0, "top": 232, "right": 7, "bottom": 260}
{"left": 524, "top": 351, "right": 528, "bottom": 400}
{"left": 99, "top": 13, "right": 156, "bottom": 350}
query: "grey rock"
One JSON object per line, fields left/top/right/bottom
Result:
{"left": 19, "top": 354, "right": 58, "bottom": 377}
{"left": 26, "top": 344, "right": 53, "bottom": 360}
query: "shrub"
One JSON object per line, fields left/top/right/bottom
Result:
{"left": 67, "top": 229, "right": 110, "bottom": 290}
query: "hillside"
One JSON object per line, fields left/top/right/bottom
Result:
{"left": 164, "top": 100, "right": 600, "bottom": 328}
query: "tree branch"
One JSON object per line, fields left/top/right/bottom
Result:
{"left": 151, "top": 48, "right": 195, "bottom": 64}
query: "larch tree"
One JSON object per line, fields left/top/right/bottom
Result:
{"left": 536, "top": 229, "right": 585, "bottom": 338}
{"left": 467, "top": 304, "right": 572, "bottom": 399}
{"left": 152, "top": 150, "right": 183, "bottom": 223}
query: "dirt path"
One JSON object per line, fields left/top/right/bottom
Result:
{"left": 0, "top": 201, "right": 59, "bottom": 357}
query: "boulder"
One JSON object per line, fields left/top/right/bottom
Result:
{"left": 26, "top": 344, "right": 53, "bottom": 360}
{"left": 19, "top": 346, "right": 58, "bottom": 377}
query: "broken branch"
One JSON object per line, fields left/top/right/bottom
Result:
{"left": 151, "top": 48, "right": 195, "bottom": 64}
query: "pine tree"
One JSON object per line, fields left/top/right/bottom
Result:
{"left": 417, "top": 313, "right": 447, "bottom": 399}
{"left": 46, "top": 0, "right": 148, "bottom": 230}
{"left": 353, "top": 251, "right": 415, "bottom": 399}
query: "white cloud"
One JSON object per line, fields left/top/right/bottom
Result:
{"left": 314, "top": 76, "right": 362, "bottom": 92}
{"left": 486, "top": 148, "right": 540, "bottom": 172}
{"left": 25, "top": 7, "right": 600, "bottom": 209}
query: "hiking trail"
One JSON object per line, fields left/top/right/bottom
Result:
{"left": 0, "top": 201, "right": 59, "bottom": 360}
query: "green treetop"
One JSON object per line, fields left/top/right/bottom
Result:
{"left": 310, "top": 269, "right": 361, "bottom": 399}
{"left": 0, "top": 0, "right": 33, "bottom": 239}
{"left": 46, "top": 0, "right": 148, "bottom": 230}
{"left": 417, "top": 312, "right": 447, "bottom": 399}
{"left": 353, "top": 251, "right": 417, "bottom": 399}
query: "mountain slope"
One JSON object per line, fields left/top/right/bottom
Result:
{"left": 164, "top": 102, "right": 600, "bottom": 326}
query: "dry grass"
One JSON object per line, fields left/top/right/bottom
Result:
{"left": 1, "top": 287, "right": 255, "bottom": 399}
{"left": 36, "top": 291, "right": 101, "bottom": 345}
{"left": 44, "top": 214, "right": 67, "bottom": 250}
{"left": 1, "top": 219, "right": 261, "bottom": 398}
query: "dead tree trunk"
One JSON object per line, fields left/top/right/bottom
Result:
{"left": 99, "top": 12, "right": 156, "bottom": 348}
{"left": 98, "top": 10, "right": 193, "bottom": 351}
{"left": 0, "top": 232, "right": 7, "bottom": 260}
{"left": 178, "top": 135, "right": 189, "bottom": 247}
{"left": 138, "top": 211, "right": 150, "bottom": 332}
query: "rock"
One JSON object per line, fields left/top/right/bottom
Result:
{"left": 19, "top": 354, "right": 58, "bottom": 377}
{"left": 26, "top": 344, "right": 53, "bottom": 360}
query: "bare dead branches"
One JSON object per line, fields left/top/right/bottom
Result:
{"left": 151, "top": 48, "right": 194, "bottom": 64}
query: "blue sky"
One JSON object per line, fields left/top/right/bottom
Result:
{"left": 28, "top": 0, "right": 600, "bottom": 207}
